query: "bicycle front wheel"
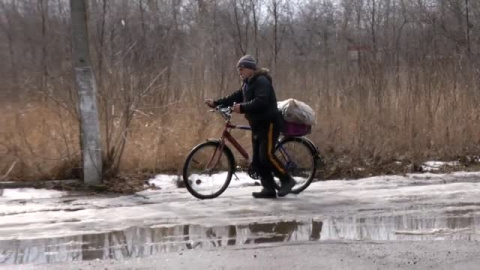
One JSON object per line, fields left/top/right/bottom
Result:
{"left": 183, "top": 141, "right": 235, "bottom": 199}
{"left": 274, "top": 137, "right": 317, "bottom": 194}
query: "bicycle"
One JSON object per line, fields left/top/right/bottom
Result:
{"left": 183, "top": 106, "right": 323, "bottom": 199}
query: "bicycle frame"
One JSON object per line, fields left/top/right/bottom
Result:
{"left": 205, "top": 107, "right": 295, "bottom": 171}
{"left": 205, "top": 121, "right": 251, "bottom": 170}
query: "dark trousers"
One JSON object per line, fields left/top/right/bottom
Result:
{"left": 251, "top": 121, "right": 291, "bottom": 190}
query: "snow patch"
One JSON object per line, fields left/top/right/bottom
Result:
{"left": 148, "top": 172, "right": 258, "bottom": 190}
{"left": 229, "top": 172, "right": 259, "bottom": 188}
{"left": 422, "top": 161, "right": 460, "bottom": 172}
{"left": 148, "top": 175, "right": 180, "bottom": 190}
{"left": 0, "top": 188, "right": 66, "bottom": 200}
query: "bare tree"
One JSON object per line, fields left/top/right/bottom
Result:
{"left": 233, "top": 0, "right": 247, "bottom": 55}
{"left": 249, "top": 0, "right": 259, "bottom": 60}
{"left": 3, "top": 0, "right": 480, "bottom": 180}
{"left": 0, "top": 1, "right": 18, "bottom": 101}
{"left": 39, "top": 0, "right": 49, "bottom": 96}
{"left": 465, "top": 0, "right": 471, "bottom": 53}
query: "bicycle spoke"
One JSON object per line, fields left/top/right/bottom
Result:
{"left": 191, "top": 158, "right": 200, "bottom": 166}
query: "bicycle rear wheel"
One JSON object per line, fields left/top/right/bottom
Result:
{"left": 183, "top": 141, "right": 235, "bottom": 199}
{"left": 274, "top": 137, "right": 317, "bottom": 194}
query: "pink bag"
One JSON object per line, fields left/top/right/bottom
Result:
{"left": 282, "top": 121, "right": 311, "bottom": 137}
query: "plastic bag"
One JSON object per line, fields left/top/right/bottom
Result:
{"left": 277, "top": 99, "right": 316, "bottom": 125}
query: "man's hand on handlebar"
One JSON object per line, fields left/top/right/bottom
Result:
{"left": 205, "top": 99, "right": 241, "bottom": 114}
{"left": 232, "top": 103, "right": 241, "bottom": 114}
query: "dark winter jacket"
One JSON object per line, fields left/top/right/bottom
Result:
{"left": 214, "top": 68, "right": 282, "bottom": 129}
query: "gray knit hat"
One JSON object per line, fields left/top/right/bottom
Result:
{"left": 237, "top": 55, "right": 257, "bottom": 70}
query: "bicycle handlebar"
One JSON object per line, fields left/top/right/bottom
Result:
{"left": 210, "top": 106, "right": 232, "bottom": 121}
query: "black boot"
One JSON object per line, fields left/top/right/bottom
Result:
{"left": 277, "top": 178, "right": 295, "bottom": 197}
{"left": 252, "top": 188, "right": 277, "bottom": 199}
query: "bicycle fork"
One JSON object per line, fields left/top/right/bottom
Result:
{"left": 205, "top": 140, "right": 225, "bottom": 172}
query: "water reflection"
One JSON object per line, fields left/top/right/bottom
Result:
{"left": 0, "top": 211, "right": 478, "bottom": 265}
{"left": 0, "top": 220, "right": 320, "bottom": 264}
{"left": 322, "top": 211, "right": 480, "bottom": 241}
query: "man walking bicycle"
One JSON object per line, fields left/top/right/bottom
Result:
{"left": 205, "top": 55, "right": 296, "bottom": 199}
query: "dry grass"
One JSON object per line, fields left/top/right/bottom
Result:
{"left": 2, "top": 61, "right": 480, "bottom": 181}
{"left": 0, "top": 102, "right": 80, "bottom": 181}
{"left": 0, "top": 100, "right": 253, "bottom": 180}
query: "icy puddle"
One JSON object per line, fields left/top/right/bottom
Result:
{"left": 1, "top": 211, "right": 479, "bottom": 265}
{"left": 2, "top": 172, "right": 480, "bottom": 265}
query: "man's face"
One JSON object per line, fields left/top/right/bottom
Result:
{"left": 237, "top": 67, "right": 255, "bottom": 80}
